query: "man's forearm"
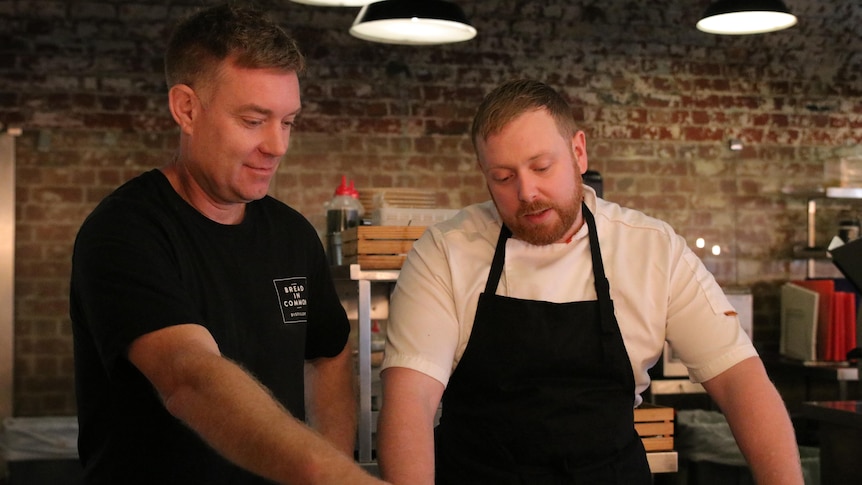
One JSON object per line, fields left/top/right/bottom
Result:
{"left": 377, "top": 409, "right": 436, "bottom": 485}
{"left": 725, "top": 385, "right": 803, "bottom": 485}
{"left": 377, "top": 367, "right": 442, "bottom": 485}
{"left": 161, "top": 350, "right": 376, "bottom": 484}
{"left": 305, "top": 345, "right": 358, "bottom": 455}
{"left": 703, "top": 358, "right": 804, "bottom": 485}
{"left": 128, "top": 323, "right": 382, "bottom": 484}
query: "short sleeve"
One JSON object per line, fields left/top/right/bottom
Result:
{"left": 664, "top": 247, "right": 757, "bottom": 383}
{"left": 71, "top": 199, "right": 200, "bottom": 375}
{"left": 383, "top": 227, "right": 461, "bottom": 386}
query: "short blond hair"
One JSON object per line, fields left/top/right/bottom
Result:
{"left": 471, "top": 80, "right": 578, "bottom": 153}
{"left": 164, "top": 3, "right": 305, "bottom": 91}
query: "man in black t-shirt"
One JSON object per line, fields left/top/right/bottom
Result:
{"left": 69, "top": 4, "right": 386, "bottom": 485}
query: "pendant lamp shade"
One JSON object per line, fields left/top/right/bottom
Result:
{"left": 696, "top": 0, "right": 798, "bottom": 35}
{"left": 350, "top": 0, "right": 477, "bottom": 45}
{"left": 290, "top": 0, "right": 374, "bottom": 6}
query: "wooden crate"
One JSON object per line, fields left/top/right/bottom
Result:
{"left": 341, "top": 226, "right": 427, "bottom": 270}
{"left": 358, "top": 188, "right": 439, "bottom": 215}
{"left": 634, "top": 404, "right": 674, "bottom": 452}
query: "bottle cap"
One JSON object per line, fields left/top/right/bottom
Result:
{"left": 348, "top": 179, "right": 360, "bottom": 199}
{"left": 334, "top": 175, "right": 351, "bottom": 196}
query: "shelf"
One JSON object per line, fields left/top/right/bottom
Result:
{"left": 793, "top": 245, "right": 830, "bottom": 260}
{"left": 765, "top": 356, "right": 859, "bottom": 401}
{"left": 331, "top": 263, "right": 400, "bottom": 282}
{"left": 780, "top": 186, "right": 862, "bottom": 200}
{"left": 827, "top": 187, "right": 862, "bottom": 199}
{"left": 782, "top": 193, "right": 862, "bottom": 278}
{"left": 649, "top": 379, "right": 707, "bottom": 396}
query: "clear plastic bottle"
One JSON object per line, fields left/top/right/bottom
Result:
{"left": 325, "top": 175, "right": 363, "bottom": 265}
{"left": 325, "top": 176, "right": 359, "bottom": 232}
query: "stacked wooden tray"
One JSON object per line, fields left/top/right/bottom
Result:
{"left": 341, "top": 226, "right": 427, "bottom": 270}
{"left": 358, "top": 188, "right": 438, "bottom": 215}
{"left": 634, "top": 404, "right": 675, "bottom": 452}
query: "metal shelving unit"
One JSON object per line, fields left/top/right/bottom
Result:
{"left": 331, "top": 264, "right": 398, "bottom": 465}
{"left": 785, "top": 188, "right": 862, "bottom": 278}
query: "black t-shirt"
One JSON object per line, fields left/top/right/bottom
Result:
{"left": 70, "top": 169, "right": 349, "bottom": 484}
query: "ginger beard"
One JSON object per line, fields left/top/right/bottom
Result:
{"left": 496, "top": 161, "right": 585, "bottom": 246}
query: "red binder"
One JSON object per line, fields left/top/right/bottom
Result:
{"left": 793, "top": 279, "right": 836, "bottom": 361}
{"left": 834, "top": 291, "right": 857, "bottom": 360}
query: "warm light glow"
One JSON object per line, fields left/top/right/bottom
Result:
{"left": 696, "top": 11, "right": 797, "bottom": 35}
{"left": 696, "top": 238, "right": 706, "bottom": 249}
{"left": 350, "top": 17, "right": 477, "bottom": 45}
{"left": 712, "top": 245, "right": 721, "bottom": 256}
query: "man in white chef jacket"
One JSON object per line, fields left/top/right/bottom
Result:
{"left": 377, "top": 79, "right": 803, "bottom": 485}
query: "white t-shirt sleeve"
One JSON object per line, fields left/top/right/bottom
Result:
{"left": 383, "top": 226, "right": 461, "bottom": 387}
{"left": 663, "top": 241, "right": 757, "bottom": 383}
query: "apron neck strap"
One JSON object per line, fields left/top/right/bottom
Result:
{"left": 484, "top": 224, "right": 511, "bottom": 295}
{"left": 582, "top": 202, "right": 611, "bottom": 301}
{"left": 583, "top": 204, "right": 614, "bottom": 322}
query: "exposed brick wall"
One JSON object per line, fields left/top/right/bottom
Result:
{"left": 1, "top": 1, "right": 860, "bottom": 416}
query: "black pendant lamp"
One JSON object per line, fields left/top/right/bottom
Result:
{"left": 349, "top": 0, "right": 477, "bottom": 45}
{"left": 290, "top": 0, "right": 372, "bottom": 6}
{"left": 696, "top": 0, "right": 798, "bottom": 35}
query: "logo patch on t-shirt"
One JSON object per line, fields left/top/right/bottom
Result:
{"left": 273, "top": 277, "right": 308, "bottom": 324}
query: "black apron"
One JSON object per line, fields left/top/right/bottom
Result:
{"left": 434, "top": 203, "right": 651, "bottom": 484}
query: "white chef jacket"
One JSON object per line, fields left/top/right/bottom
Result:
{"left": 382, "top": 187, "right": 757, "bottom": 405}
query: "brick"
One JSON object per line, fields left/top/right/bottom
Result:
{"left": 118, "top": 3, "right": 168, "bottom": 21}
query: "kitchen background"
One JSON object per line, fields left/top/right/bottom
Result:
{"left": 0, "top": 0, "right": 860, "bottom": 417}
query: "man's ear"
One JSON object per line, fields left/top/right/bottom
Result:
{"left": 572, "top": 130, "right": 588, "bottom": 174}
{"left": 168, "top": 84, "right": 198, "bottom": 135}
